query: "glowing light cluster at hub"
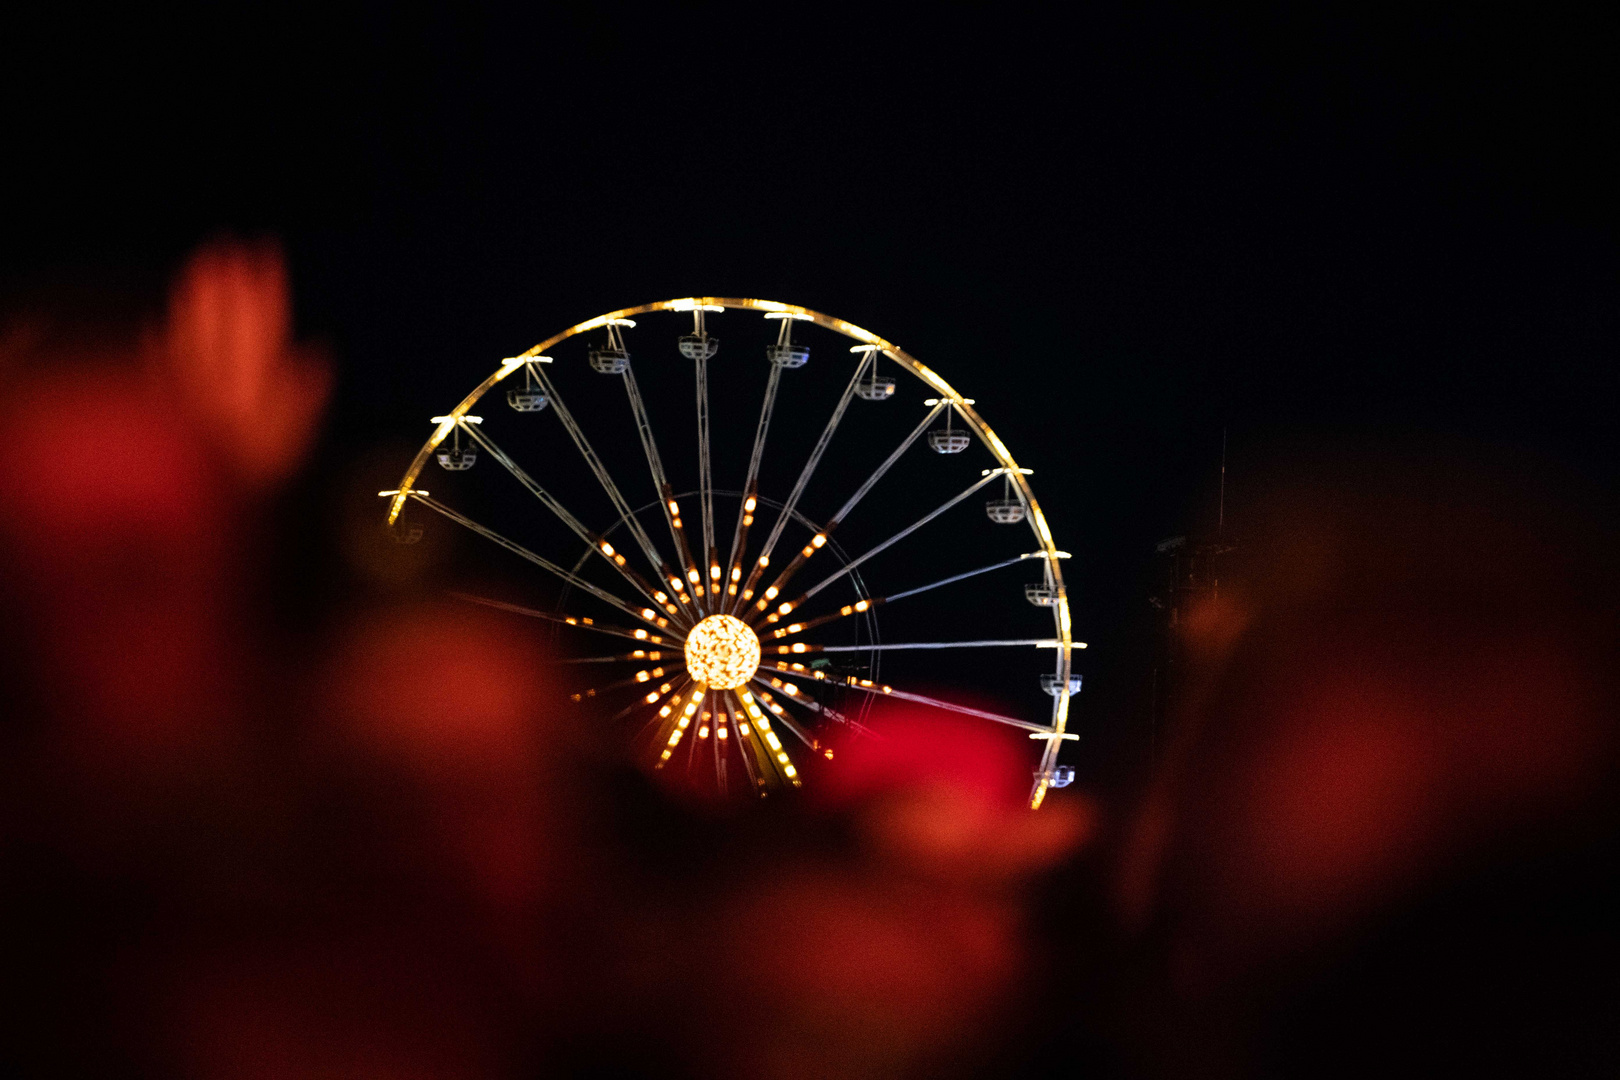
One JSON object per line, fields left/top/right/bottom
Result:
{"left": 684, "top": 614, "right": 761, "bottom": 689}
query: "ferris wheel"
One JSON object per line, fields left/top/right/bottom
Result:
{"left": 382, "top": 299, "right": 1082, "bottom": 808}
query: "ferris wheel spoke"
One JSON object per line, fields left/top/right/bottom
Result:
{"left": 758, "top": 662, "right": 1048, "bottom": 734}
{"left": 451, "top": 592, "right": 681, "bottom": 648}
{"left": 747, "top": 400, "right": 947, "bottom": 619}
{"left": 829, "top": 400, "right": 947, "bottom": 525}
{"left": 722, "top": 362, "right": 782, "bottom": 605}
{"left": 708, "top": 692, "right": 739, "bottom": 785}
{"left": 656, "top": 683, "right": 709, "bottom": 767}
{"left": 734, "top": 351, "right": 872, "bottom": 611}
{"left": 734, "top": 687, "right": 800, "bottom": 786}
{"left": 765, "top": 553, "right": 1040, "bottom": 643}
{"left": 752, "top": 662, "right": 876, "bottom": 738}
{"left": 620, "top": 367, "right": 706, "bottom": 620}
{"left": 761, "top": 600, "right": 884, "bottom": 643}
{"left": 748, "top": 681, "right": 825, "bottom": 752}
{"left": 867, "top": 685, "right": 1052, "bottom": 733}
{"left": 882, "top": 552, "right": 1036, "bottom": 602}
{"left": 544, "top": 652, "right": 679, "bottom": 664}
{"left": 673, "top": 304, "right": 721, "bottom": 614}
{"left": 759, "top": 470, "right": 1005, "bottom": 627}
{"left": 528, "top": 364, "right": 679, "bottom": 589}
{"left": 456, "top": 422, "right": 679, "bottom": 617}
{"left": 719, "top": 692, "right": 762, "bottom": 794}
{"left": 408, "top": 494, "right": 668, "bottom": 632}
{"left": 657, "top": 490, "right": 705, "bottom": 617}
{"left": 629, "top": 675, "right": 692, "bottom": 728}
{"left": 818, "top": 638, "right": 1067, "bottom": 651}
{"left": 694, "top": 349, "right": 717, "bottom": 597}
{"left": 761, "top": 635, "right": 1071, "bottom": 664}
{"left": 570, "top": 662, "right": 684, "bottom": 703}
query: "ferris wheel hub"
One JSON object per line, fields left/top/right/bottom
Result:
{"left": 684, "top": 614, "right": 762, "bottom": 690}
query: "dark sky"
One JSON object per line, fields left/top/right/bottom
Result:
{"left": 5, "top": 4, "right": 1615, "bottom": 781}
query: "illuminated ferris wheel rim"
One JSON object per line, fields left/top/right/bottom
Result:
{"left": 384, "top": 297, "right": 1079, "bottom": 807}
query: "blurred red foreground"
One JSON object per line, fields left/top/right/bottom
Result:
{"left": 1, "top": 243, "right": 1613, "bottom": 1079}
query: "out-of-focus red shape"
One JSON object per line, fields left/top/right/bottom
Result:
{"left": 655, "top": 709, "right": 1092, "bottom": 1079}
{"left": 1118, "top": 443, "right": 1617, "bottom": 971}
{"left": 0, "top": 238, "right": 332, "bottom": 772}
{"left": 166, "top": 942, "right": 495, "bottom": 1080}
{"left": 327, "top": 603, "right": 548, "bottom": 779}
{"left": 820, "top": 707, "right": 1096, "bottom": 879}
{"left": 4, "top": 369, "right": 217, "bottom": 552}
{"left": 0, "top": 367, "right": 232, "bottom": 764}
{"left": 323, "top": 602, "right": 559, "bottom": 913}
{"left": 156, "top": 240, "right": 331, "bottom": 486}
{"left": 821, "top": 709, "right": 1032, "bottom": 808}
{"left": 723, "top": 869, "right": 1023, "bottom": 1080}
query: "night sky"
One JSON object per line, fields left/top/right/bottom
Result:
{"left": 5, "top": 5, "right": 1615, "bottom": 783}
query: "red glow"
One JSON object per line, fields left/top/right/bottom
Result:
{"left": 3, "top": 370, "right": 218, "bottom": 558}
{"left": 327, "top": 603, "right": 548, "bottom": 777}
{"left": 157, "top": 241, "right": 331, "bottom": 485}
{"left": 819, "top": 708, "right": 1032, "bottom": 809}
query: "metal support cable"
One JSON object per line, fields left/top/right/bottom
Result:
{"left": 749, "top": 681, "right": 819, "bottom": 749}
{"left": 695, "top": 352, "right": 715, "bottom": 562}
{"left": 759, "top": 663, "right": 1047, "bottom": 733}
{"left": 621, "top": 367, "right": 703, "bottom": 623}
{"left": 622, "top": 368, "right": 676, "bottom": 517}
{"left": 577, "top": 662, "right": 689, "bottom": 701}
{"left": 745, "top": 400, "right": 952, "bottom": 616}
{"left": 828, "top": 401, "right": 946, "bottom": 525}
{"left": 743, "top": 353, "right": 871, "bottom": 589}
{"left": 741, "top": 365, "right": 782, "bottom": 514}
{"left": 451, "top": 592, "right": 683, "bottom": 645}
{"left": 883, "top": 553, "right": 1029, "bottom": 602}
{"left": 816, "top": 638, "right": 1060, "bottom": 651}
{"left": 530, "top": 364, "right": 670, "bottom": 579}
{"left": 724, "top": 690, "right": 760, "bottom": 792}
{"left": 457, "top": 423, "right": 670, "bottom": 613}
{"left": 799, "top": 470, "right": 1003, "bottom": 601}
{"left": 410, "top": 493, "right": 658, "bottom": 630}
{"left": 724, "top": 362, "right": 782, "bottom": 587}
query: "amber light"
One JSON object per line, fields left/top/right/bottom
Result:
{"left": 683, "top": 614, "right": 761, "bottom": 690}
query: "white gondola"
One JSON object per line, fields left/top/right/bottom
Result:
{"left": 434, "top": 416, "right": 479, "bottom": 470}
{"left": 856, "top": 374, "right": 895, "bottom": 400}
{"left": 850, "top": 343, "right": 896, "bottom": 400}
{"left": 678, "top": 333, "right": 719, "bottom": 361}
{"left": 505, "top": 363, "right": 551, "bottom": 411}
{"left": 767, "top": 342, "right": 809, "bottom": 367}
{"left": 1025, "top": 583, "right": 1058, "bottom": 606}
{"left": 590, "top": 319, "right": 635, "bottom": 374}
{"left": 986, "top": 498, "right": 1025, "bottom": 523}
{"left": 1048, "top": 765, "right": 1076, "bottom": 788}
{"left": 589, "top": 346, "right": 630, "bottom": 374}
{"left": 507, "top": 386, "right": 550, "bottom": 411}
{"left": 678, "top": 304, "right": 721, "bottom": 361}
{"left": 1040, "top": 673, "right": 1083, "bottom": 696}
{"left": 764, "top": 311, "right": 811, "bottom": 367}
{"left": 925, "top": 397, "right": 977, "bottom": 453}
{"left": 984, "top": 471, "right": 1026, "bottom": 522}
